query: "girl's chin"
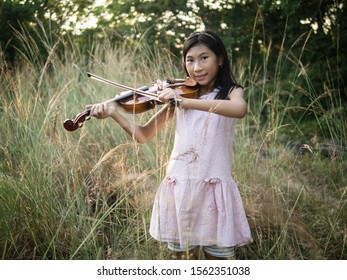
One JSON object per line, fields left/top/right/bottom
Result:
{"left": 197, "top": 81, "right": 214, "bottom": 88}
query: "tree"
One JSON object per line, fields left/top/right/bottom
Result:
{"left": 0, "top": 0, "right": 95, "bottom": 65}
{"left": 0, "top": 0, "right": 47, "bottom": 64}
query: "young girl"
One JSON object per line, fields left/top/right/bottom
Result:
{"left": 87, "top": 30, "right": 252, "bottom": 260}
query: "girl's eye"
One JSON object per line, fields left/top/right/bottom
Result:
{"left": 202, "top": 56, "right": 209, "bottom": 60}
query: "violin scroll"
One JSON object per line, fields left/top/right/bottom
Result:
{"left": 63, "top": 110, "right": 91, "bottom": 131}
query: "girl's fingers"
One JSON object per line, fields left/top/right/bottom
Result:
{"left": 89, "top": 102, "right": 120, "bottom": 119}
{"left": 87, "top": 103, "right": 104, "bottom": 118}
{"left": 158, "top": 88, "right": 180, "bottom": 102}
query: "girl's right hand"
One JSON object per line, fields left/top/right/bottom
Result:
{"left": 85, "top": 102, "right": 119, "bottom": 119}
{"left": 157, "top": 87, "right": 184, "bottom": 104}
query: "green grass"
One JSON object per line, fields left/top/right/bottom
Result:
{"left": 0, "top": 27, "right": 346, "bottom": 260}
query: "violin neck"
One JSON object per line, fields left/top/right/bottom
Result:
{"left": 111, "top": 86, "right": 149, "bottom": 102}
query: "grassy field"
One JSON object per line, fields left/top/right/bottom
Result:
{"left": 0, "top": 30, "right": 346, "bottom": 260}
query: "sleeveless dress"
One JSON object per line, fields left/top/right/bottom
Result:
{"left": 150, "top": 89, "right": 252, "bottom": 249}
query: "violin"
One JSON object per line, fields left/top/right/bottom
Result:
{"left": 63, "top": 72, "right": 199, "bottom": 132}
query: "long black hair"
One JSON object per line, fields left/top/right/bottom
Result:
{"left": 182, "top": 30, "right": 241, "bottom": 100}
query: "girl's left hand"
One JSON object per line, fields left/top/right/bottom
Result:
{"left": 85, "top": 102, "right": 120, "bottom": 119}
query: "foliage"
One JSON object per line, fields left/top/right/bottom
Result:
{"left": 0, "top": 0, "right": 93, "bottom": 65}
{"left": 0, "top": 0, "right": 46, "bottom": 63}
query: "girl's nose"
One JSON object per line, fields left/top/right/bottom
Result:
{"left": 194, "top": 61, "right": 203, "bottom": 72}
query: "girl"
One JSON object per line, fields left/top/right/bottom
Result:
{"left": 87, "top": 30, "right": 252, "bottom": 260}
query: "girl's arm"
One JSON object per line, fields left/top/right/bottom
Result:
{"left": 159, "top": 86, "right": 247, "bottom": 119}
{"left": 86, "top": 102, "right": 175, "bottom": 143}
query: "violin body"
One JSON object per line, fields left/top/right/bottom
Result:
{"left": 112, "top": 86, "right": 157, "bottom": 114}
{"left": 63, "top": 73, "right": 199, "bottom": 132}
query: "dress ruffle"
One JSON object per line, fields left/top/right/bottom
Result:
{"left": 150, "top": 175, "right": 252, "bottom": 248}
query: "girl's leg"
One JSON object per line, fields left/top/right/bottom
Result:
{"left": 168, "top": 243, "right": 199, "bottom": 260}
{"left": 203, "top": 246, "right": 235, "bottom": 260}
{"left": 171, "top": 248, "right": 199, "bottom": 260}
{"left": 204, "top": 252, "right": 227, "bottom": 260}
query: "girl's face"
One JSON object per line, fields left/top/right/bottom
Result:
{"left": 185, "top": 43, "right": 222, "bottom": 94}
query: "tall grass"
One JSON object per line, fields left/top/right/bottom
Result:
{"left": 0, "top": 25, "right": 346, "bottom": 260}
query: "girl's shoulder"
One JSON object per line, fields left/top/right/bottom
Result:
{"left": 228, "top": 86, "right": 245, "bottom": 100}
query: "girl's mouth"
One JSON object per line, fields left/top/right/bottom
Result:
{"left": 194, "top": 74, "right": 207, "bottom": 81}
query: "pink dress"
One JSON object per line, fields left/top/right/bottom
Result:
{"left": 150, "top": 89, "right": 252, "bottom": 249}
